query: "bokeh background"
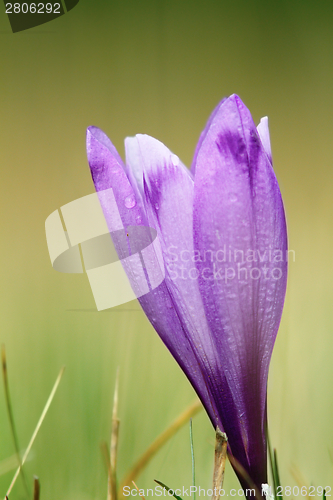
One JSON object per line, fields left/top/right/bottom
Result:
{"left": 1, "top": 0, "right": 333, "bottom": 498}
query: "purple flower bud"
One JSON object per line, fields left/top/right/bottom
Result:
{"left": 86, "top": 94, "right": 288, "bottom": 493}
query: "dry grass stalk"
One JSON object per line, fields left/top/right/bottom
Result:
{"left": 132, "top": 481, "right": 146, "bottom": 500}
{"left": 119, "top": 399, "right": 202, "bottom": 497}
{"left": 108, "top": 371, "right": 120, "bottom": 500}
{"left": 1, "top": 345, "right": 29, "bottom": 496}
{"left": 4, "top": 367, "right": 65, "bottom": 499}
{"left": 33, "top": 476, "right": 40, "bottom": 500}
{"left": 211, "top": 428, "right": 228, "bottom": 500}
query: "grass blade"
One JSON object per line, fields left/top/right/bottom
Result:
{"left": 265, "top": 422, "right": 278, "bottom": 499}
{"left": 132, "top": 482, "right": 145, "bottom": 500}
{"left": 119, "top": 399, "right": 202, "bottom": 496}
{"left": 273, "top": 449, "right": 282, "bottom": 499}
{"left": 4, "top": 366, "right": 65, "bottom": 499}
{"left": 154, "top": 480, "right": 183, "bottom": 500}
{"left": 1, "top": 345, "right": 29, "bottom": 497}
{"left": 108, "top": 371, "right": 120, "bottom": 500}
{"left": 0, "top": 451, "right": 33, "bottom": 477}
{"left": 189, "top": 419, "right": 195, "bottom": 500}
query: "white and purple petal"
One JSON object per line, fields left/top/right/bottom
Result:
{"left": 127, "top": 133, "right": 222, "bottom": 424}
{"left": 86, "top": 127, "right": 217, "bottom": 423}
{"left": 257, "top": 117, "right": 273, "bottom": 165}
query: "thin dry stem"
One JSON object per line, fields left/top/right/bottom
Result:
{"left": 33, "top": 477, "right": 40, "bottom": 500}
{"left": 0, "top": 450, "right": 33, "bottom": 477}
{"left": 119, "top": 399, "right": 202, "bottom": 497}
{"left": 1, "top": 345, "right": 29, "bottom": 496}
{"left": 108, "top": 370, "right": 120, "bottom": 500}
{"left": 132, "top": 482, "right": 146, "bottom": 500}
{"left": 111, "top": 368, "right": 120, "bottom": 471}
{"left": 211, "top": 428, "right": 228, "bottom": 500}
{"left": 4, "top": 367, "right": 65, "bottom": 499}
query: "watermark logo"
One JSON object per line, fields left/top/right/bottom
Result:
{"left": 45, "top": 189, "right": 165, "bottom": 310}
{"left": 165, "top": 244, "right": 293, "bottom": 284}
{"left": 3, "top": 0, "right": 80, "bottom": 33}
{"left": 46, "top": 190, "right": 293, "bottom": 310}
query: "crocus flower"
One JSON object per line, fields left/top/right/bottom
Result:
{"left": 86, "top": 94, "right": 287, "bottom": 494}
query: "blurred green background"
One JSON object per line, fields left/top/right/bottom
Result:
{"left": 1, "top": 0, "right": 333, "bottom": 498}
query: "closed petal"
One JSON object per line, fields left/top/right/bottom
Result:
{"left": 125, "top": 135, "right": 145, "bottom": 196}
{"left": 86, "top": 126, "right": 144, "bottom": 231}
{"left": 193, "top": 95, "right": 287, "bottom": 487}
{"left": 86, "top": 127, "right": 215, "bottom": 420}
{"left": 131, "top": 133, "right": 221, "bottom": 424}
{"left": 124, "top": 136, "right": 147, "bottom": 217}
{"left": 191, "top": 98, "right": 226, "bottom": 176}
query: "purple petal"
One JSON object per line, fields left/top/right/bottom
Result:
{"left": 193, "top": 95, "right": 287, "bottom": 487}
{"left": 125, "top": 136, "right": 144, "bottom": 196}
{"left": 124, "top": 136, "right": 146, "bottom": 215}
{"left": 191, "top": 98, "right": 227, "bottom": 176}
{"left": 87, "top": 126, "right": 144, "bottom": 230}
{"left": 128, "top": 133, "right": 222, "bottom": 424}
{"left": 88, "top": 126, "right": 125, "bottom": 170}
{"left": 87, "top": 126, "right": 154, "bottom": 294}
{"left": 86, "top": 127, "right": 216, "bottom": 421}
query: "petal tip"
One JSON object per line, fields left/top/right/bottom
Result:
{"left": 227, "top": 93, "right": 242, "bottom": 105}
{"left": 86, "top": 125, "right": 104, "bottom": 141}
{"left": 257, "top": 117, "right": 272, "bottom": 163}
{"left": 258, "top": 116, "right": 269, "bottom": 127}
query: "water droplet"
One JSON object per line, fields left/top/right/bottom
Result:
{"left": 136, "top": 215, "right": 142, "bottom": 224}
{"left": 124, "top": 195, "right": 136, "bottom": 209}
{"left": 155, "top": 203, "right": 159, "bottom": 210}
{"left": 229, "top": 193, "right": 237, "bottom": 202}
{"left": 171, "top": 154, "right": 179, "bottom": 166}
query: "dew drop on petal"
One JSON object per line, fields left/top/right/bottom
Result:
{"left": 135, "top": 215, "right": 142, "bottom": 224}
{"left": 229, "top": 193, "right": 237, "bottom": 202}
{"left": 155, "top": 203, "right": 159, "bottom": 210}
{"left": 124, "top": 195, "right": 136, "bottom": 208}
